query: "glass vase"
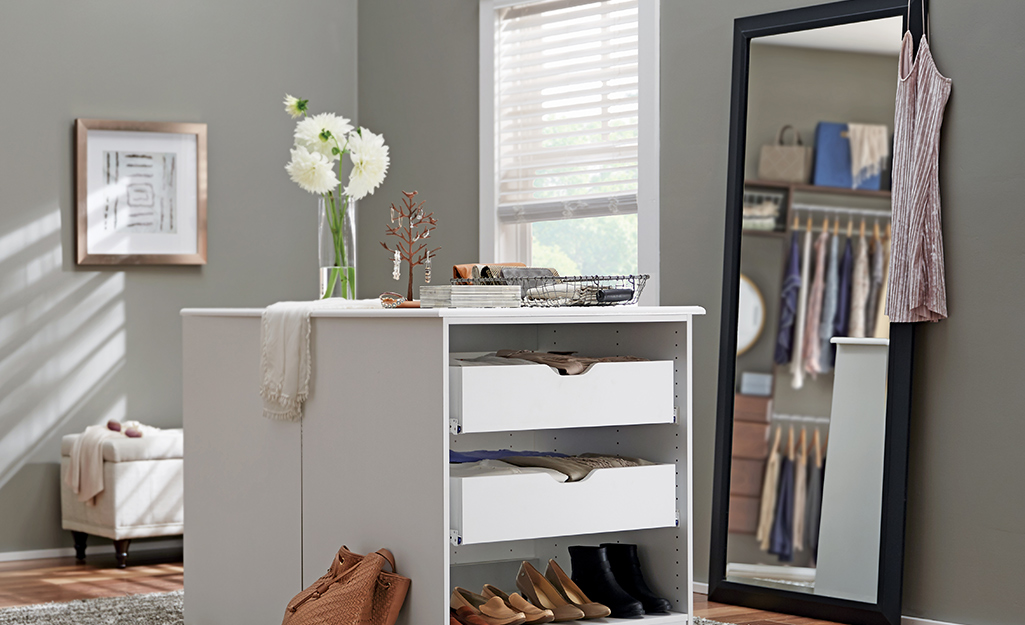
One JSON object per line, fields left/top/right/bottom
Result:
{"left": 318, "top": 194, "right": 356, "bottom": 298}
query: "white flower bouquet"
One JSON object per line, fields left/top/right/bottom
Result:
{"left": 284, "top": 95, "right": 390, "bottom": 298}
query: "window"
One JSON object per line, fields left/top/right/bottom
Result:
{"left": 480, "top": 0, "right": 659, "bottom": 301}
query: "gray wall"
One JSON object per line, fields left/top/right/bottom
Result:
{"left": 359, "top": 2, "right": 1025, "bottom": 624}
{"left": 0, "top": 0, "right": 358, "bottom": 553}
{"left": 356, "top": 1, "right": 480, "bottom": 298}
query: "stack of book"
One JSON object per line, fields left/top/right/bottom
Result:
{"left": 420, "top": 285, "right": 522, "bottom": 308}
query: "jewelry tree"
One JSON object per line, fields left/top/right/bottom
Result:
{"left": 381, "top": 190, "right": 441, "bottom": 302}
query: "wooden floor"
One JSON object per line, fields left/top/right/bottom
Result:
{"left": 0, "top": 548, "right": 183, "bottom": 608}
{"left": 695, "top": 593, "right": 843, "bottom": 625}
{"left": 0, "top": 550, "right": 841, "bottom": 624}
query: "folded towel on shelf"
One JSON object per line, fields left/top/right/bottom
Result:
{"left": 449, "top": 449, "right": 569, "bottom": 463}
{"left": 503, "top": 453, "right": 655, "bottom": 482}
{"left": 743, "top": 200, "right": 780, "bottom": 218}
{"left": 495, "top": 349, "right": 647, "bottom": 376}
{"left": 847, "top": 123, "right": 889, "bottom": 188}
{"left": 448, "top": 459, "right": 570, "bottom": 482}
{"left": 260, "top": 298, "right": 383, "bottom": 421}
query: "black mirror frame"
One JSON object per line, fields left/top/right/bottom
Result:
{"left": 709, "top": 2, "right": 927, "bottom": 625}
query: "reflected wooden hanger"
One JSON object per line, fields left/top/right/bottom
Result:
{"left": 813, "top": 428, "right": 823, "bottom": 468}
{"left": 787, "top": 425, "right": 795, "bottom": 461}
{"left": 771, "top": 424, "right": 783, "bottom": 455}
{"left": 806, "top": 215, "right": 813, "bottom": 233}
{"left": 798, "top": 426, "right": 808, "bottom": 463}
{"left": 846, "top": 216, "right": 853, "bottom": 238}
{"left": 833, "top": 216, "right": 840, "bottom": 236}
{"left": 873, "top": 219, "right": 881, "bottom": 242}
{"left": 886, "top": 222, "right": 892, "bottom": 240}
{"left": 860, "top": 217, "right": 866, "bottom": 238}
{"left": 822, "top": 216, "right": 830, "bottom": 235}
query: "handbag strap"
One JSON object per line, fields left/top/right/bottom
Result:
{"left": 375, "top": 548, "right": 397, "bottom": 573}
{"left": 777, "top": 125, "right": 803, "bottom": 146}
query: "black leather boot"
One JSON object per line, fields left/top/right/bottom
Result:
{"left": 568, "top": 546, "right": 644, "bottom": 618}
{"left": 601, "top": 543, "right": 672, "bottom": 614}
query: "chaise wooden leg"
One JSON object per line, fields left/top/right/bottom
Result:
{"left": 71, "top": 531, "right": 88, "bottom": 563}
{"left": 113, "top": 539, "right": 132, "bottom": 569}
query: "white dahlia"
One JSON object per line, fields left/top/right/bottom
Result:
{"left": 294, "top": 113, "right": 353, "bottom": 160}
{"left": 285, "top": 145, "right": 339, "bottom": 195}
{"left": 344, "top": 129, "right": 390, "bottom": 200}
{"left": 283, "top": 94, "right": 307, "bottom": 119}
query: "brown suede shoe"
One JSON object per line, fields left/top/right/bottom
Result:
{"left": 454, "top": 607, "right": 490, "bottom": 625}
{"left": 482, "top": 584, "right": 555, "bottom": 624}
{"left": 452, "top": 587, "right": 527, "bottom": 625}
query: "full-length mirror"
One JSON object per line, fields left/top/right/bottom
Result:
{"left": 711, "top": 2, "right": 923, "bottom": 625}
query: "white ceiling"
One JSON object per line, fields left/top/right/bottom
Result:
{"left": 753, "top": 16, "right": 904, "bottom": 56}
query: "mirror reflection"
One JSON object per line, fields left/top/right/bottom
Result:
{"left": 727, "top": 15, "right": 902, "bottom": 603}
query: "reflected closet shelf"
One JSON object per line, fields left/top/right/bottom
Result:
{"left": 745, "top": 179, "right": 892, "bottom": 200}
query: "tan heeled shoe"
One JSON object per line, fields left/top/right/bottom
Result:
{"left": 482, "top": 584, "right": 555, "bottom": 624}
{"left": 544, "top": 559, "right": 611, "bottom": 620}
{"left": 452, "top": 587, "right": 526, "bottom": 625}
{"left": 515, "top": 562, "right": 585, "bottom": 622}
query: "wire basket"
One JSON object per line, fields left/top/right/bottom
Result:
{"left": 452, "top": 274, "right": 648, "bottom": 307}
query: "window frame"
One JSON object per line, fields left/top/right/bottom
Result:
{"left": 479, "top": 0, "right": 660, "bottom": 304}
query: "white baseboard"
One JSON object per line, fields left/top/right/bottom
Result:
{"left": 0, "top": 537, "right": 183, "bottom": 563}
{"left": 692, "top": 582, "right": 964, "bottom": 625}
{"left": 901, "top": 618, "right": 963, "bottom": 625}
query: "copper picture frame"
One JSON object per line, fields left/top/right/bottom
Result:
{"left": 75, "top": 119, "right": 207, "bottom": 265}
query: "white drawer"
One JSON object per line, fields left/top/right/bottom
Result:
{"left": 450, "top": 359, "right": 675, "bottom": 433}
{"left": 450, "top": 464, "right": 678, "bottom": 545}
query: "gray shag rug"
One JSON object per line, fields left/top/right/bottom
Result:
{"left": 0, "top": 590, "right": 182, "bottom": 624}
{"left": 0, "top": 592, "right": 736, "bottom": 625}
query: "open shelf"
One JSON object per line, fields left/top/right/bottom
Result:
{"left": 596, "top": 612, "right": 689, "bottom": 624}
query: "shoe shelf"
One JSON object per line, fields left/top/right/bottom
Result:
{"left": 599, "top": 613, "right": 690, "bottom": 624}
{"left": 182, "top": 306, "right": 702, "bottom": 625}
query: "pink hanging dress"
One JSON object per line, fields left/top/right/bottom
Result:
{"left": 886, "top": 27, "right": 952, "bottom": 323}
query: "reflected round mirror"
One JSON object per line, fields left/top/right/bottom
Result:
{"left": 737, "top": 274, "right": 765, "bottom": 355}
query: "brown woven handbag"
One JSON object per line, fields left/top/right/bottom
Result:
{"left": 282, "top": 545, "right": 410, "bottom": 625}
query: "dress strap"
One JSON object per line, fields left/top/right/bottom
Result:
{"left": 907, "top": 0, "right": 929, "bottom": 40}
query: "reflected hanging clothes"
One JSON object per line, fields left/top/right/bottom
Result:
{"left": 768, "top": 454, "right": 794, "bottom": 562}
{"left": 865, "top": 233, "right": 885, "bottom": 333}
{"left": 803, "top": 230, "right": 829, "bottom": 378}
{"left": 818, "top": 233, "right": 840, "bottom": 373}
{"left": 790, "top": 229, "right": 813, "bottom": 389}
{"left": 832, "top": 237, "right": 853, "bottom": 366}
{"left": 756, "top": 430, "right": 783, "bottom": 551}
{"left": 806, "top": 457, "right": 824, "bottom": 558}
{"left": 792, "top": 431, "right": 808, "bottom": 553}
{"left": 774, "top": 233, "right": 802, "bottom": 365}
{"left": 849, "top": 233, "right": 870, "bottom": 338}
{"left": 874, "top": 234, "right": 892, "bottom": 338}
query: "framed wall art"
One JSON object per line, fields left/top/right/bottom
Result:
{"left": 75, "top": 119, "right": 207, "bottom": 265}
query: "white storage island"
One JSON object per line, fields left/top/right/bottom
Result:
{"left": 181, "top": 306, "right": 703, "bottom": 624}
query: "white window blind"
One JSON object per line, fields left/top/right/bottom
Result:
{"left": 496, "top": 0, "right": 639, "bottom": 224}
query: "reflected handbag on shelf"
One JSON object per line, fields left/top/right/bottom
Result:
{"left": 758, "top": 125, "right": 813, "bottom": 183}
{"left": 282, "top": 545, "right": 410, "bottom": 625}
